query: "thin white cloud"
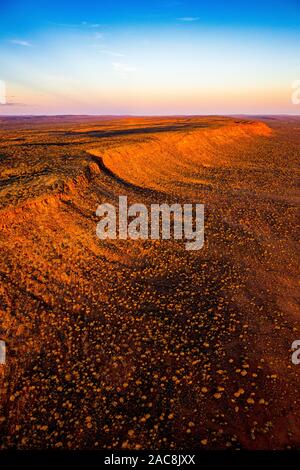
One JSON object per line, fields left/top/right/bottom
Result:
{"left": 94, "top": 32, "right": 104, "bottom": 39}
{"left": 47, "top": 21, "right": 102, "bottom": 30}
{"left": 82, "top": 21, "right": 101, "bottom": 28}
{"left": 113, "top": 62, "right": 136, "bottom": 73}
{"left": 90, "top": 44, "right": 125, "bottom": 56}
{"left": 101, "top": 49, "right": 125, "bottom": 57}
{"left": 178, "top": 16, "right": 200, "bottom": 22}
{"left": 1, "top": 102, "right": 29, "bottom": 106}
{"left": 112, "top": 62, "right": 137, "bottom": 78}
{"left": 9, "top": 39, "right": 32, "bottom": 47}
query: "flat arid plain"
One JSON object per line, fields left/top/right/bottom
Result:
{"left": 0, "top": 115, "right": 299, "bottom": 449}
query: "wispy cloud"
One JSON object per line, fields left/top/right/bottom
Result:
{"left": 9, "top": 39, "right": 32, "bottom": 47}
{"left": 48, "top": 21, "right": 102, "bottom": 29}
{"left": 91, "top": 45, "right": 125, "bottom": 57}
{"left": 94, "top": 32, "right": 104, "bottom": 39}
{"left": 82, "top": 21, "right": 101, "bottom": 28}
{"left": 0, "top": 101, "right": 29, "bottom": 106}
{"left": 178, "top": 16, "right": 200, "bottom": 22}
{"left": 112, "top": 62, "right": 137, "bottom": 78}
{"left": 101, "top": 49, "right": 125, "bottom": 57}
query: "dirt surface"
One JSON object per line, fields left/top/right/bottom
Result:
{"left": 0, "top": 115, "right": 299, "bottom": 449}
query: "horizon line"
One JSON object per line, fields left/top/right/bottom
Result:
{"left": 1, "top": 113, "right": 300, "bottom": 118}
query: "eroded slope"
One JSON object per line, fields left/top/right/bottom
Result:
{"left": 0, "top": 116, "right": 299, "bottom": 450}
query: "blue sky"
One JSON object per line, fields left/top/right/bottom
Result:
{"left": 2, "top": 0, "right": 300, "bottom": 31}
{"left": 1, "top": 0, "right": 300, "bottom": 114}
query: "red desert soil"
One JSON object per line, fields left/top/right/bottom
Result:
{"left": 0, "top": 116, "right": 299, "bottom": 449}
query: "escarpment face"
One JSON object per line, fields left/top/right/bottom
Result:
{"left": 88, "top": 120, "right": 272, "bottom": 195}
{"left": 0, "top": 116, "right": 299, "bottom": 450}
